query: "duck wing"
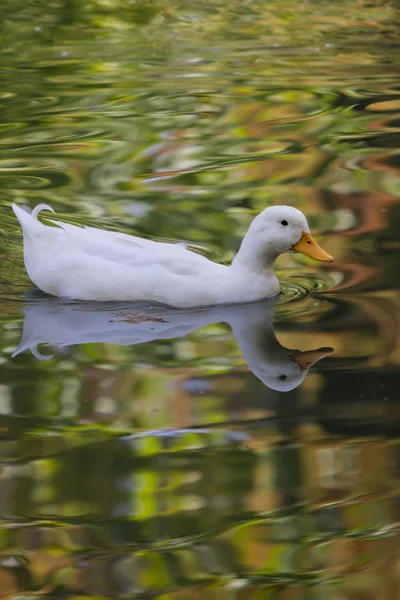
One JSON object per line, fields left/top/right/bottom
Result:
{"left": 47, "top": 218, "right": 213, "bottom": 276}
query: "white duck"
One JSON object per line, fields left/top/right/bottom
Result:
{"left": 12, "top": 298, "right": 333, "bottom": 392}
{"left": 12, "top": 203, "right": 333, "bottom": 307}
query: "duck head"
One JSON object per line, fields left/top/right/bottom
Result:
{"left": 233, "top": 205, "right": 334, "bottom": 270}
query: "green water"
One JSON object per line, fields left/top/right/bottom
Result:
{"left": 1, "top": 0, "right": 400, "bottom": 597}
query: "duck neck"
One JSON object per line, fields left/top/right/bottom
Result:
{"left": 231, "top": 230, "right": 278, "bottom": 274}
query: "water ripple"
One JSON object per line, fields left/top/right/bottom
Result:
{"left": 0, "top": 2, "right": 400, "bottom": 598}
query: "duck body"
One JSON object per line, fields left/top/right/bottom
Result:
{"left": 12, "top": 203, "right": 333, "bottom": 308}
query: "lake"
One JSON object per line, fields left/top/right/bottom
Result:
{"left": 0, "top": 0, "right": 400, "bottom": 597}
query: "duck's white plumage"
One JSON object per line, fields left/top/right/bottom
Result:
{"left": 12, "top": 202, "right": 333, "bottom": 307}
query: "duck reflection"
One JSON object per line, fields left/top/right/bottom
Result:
{"left": 12, "top": 298, "right": 333, "bottom": 392}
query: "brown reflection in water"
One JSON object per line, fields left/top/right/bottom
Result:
{"left": 279, "top": 293, "right": 400, "bottom": 370}
{"left": 1, "top": 431, "right": 400, "bottom": 597}
{"left": 318, "top": 191, "right": 400, "bottom": 293}
{"left": 328, "top": 192, "right": 397, "bottom": 238}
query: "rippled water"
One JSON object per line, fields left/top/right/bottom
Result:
{"left": 1, "top": 0, "right": 400, "bottom": 597}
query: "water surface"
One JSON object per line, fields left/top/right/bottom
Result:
{"left": 1, "top": 0, "right": 400, "bottom": 597}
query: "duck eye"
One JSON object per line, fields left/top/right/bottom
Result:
{"left": 281, "top": 220, "right": 288, "bottom": 226}
{"left": 279, "top": 374, "right": 287, "bottom": 381}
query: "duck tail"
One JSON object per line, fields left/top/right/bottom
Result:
{"left": 12, "top": 203, "right": 55, "bottom": 237}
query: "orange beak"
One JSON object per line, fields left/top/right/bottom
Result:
{"left": 293, "top": 231, "right": 334, "bottom": 262}
{"left": 292, "top": 347, "right": 333, "bottom": 372}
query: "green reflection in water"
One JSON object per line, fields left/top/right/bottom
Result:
{"left": 0, "top": 0, "right": 400, "bottom": 597}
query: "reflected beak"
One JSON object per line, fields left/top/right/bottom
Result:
{"left": 292, "top": 347, "right": 333, "bottom": 372}
{"left": 292, "top": 231, "right": 334, "bottom": 262}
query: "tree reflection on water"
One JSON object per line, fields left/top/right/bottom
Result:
{"left": 0, "top": 0, "right": 400, "bottom": 597}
